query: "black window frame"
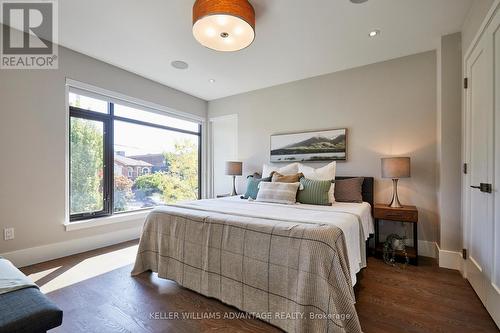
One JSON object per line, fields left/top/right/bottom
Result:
{"left": 69, "top": 97, "right": 202, "bottom": 222}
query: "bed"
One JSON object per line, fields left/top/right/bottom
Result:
{"left": 132, "top": 177, "right": 374, "bottom": 333}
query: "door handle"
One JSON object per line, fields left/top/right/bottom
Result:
{"left": 470, "top": 183, "right": 492, "bottom": 193}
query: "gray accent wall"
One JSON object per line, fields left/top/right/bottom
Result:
{"left": 0, "top": 45, "right": 207, "bottom": 254}
{"left": 208, "top": 51, "right": 439, "bottom": 244}
{"left": 437, "top": 33, "right": 463, "bottom": 252}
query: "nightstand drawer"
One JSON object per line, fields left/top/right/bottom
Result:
{"left": 374, "top": 207, "right": 418, "bottom": 222}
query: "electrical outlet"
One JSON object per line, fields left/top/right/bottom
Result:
{"left": 4, "top": 228, "right": 14, "bottom": 241}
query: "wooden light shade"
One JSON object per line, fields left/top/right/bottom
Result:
{"left": 192, "top": 0, "right": 255, "bottom": 52}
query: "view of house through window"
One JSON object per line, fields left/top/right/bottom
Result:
{"left": 69, "top": 91, "right": 201, "bottom": 221}
{"left": 113, "top": 117, "right": 199, "bottom": 213}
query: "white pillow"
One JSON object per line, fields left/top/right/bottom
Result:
{"left": 262, "top": 163, "right": 299, "bottom": 178}
{"left": 256, "top": 182, "right": 300, "bottom": 205}
{"left": 299, "top": 162, "right": 336, "bottom": 203}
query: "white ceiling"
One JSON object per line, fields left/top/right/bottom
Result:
{"left": 56, "top": 0, "right": 472, "bottom": 101}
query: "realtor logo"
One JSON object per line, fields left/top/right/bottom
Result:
{"left": 1, "top": 0, "right": 58, "bottom": 69}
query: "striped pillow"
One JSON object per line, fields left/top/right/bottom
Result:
{"left": 255, "top": 182, "right": 300, "bottom": 205}
{"left": 297, "top": 177, "right": 332, "bottom": 206}
{"left": 299, "top": 162, "right": 336, "bottom": 203}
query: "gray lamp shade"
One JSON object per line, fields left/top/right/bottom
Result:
{"left": 225, "top": 161, "right": 242, "bottom": 176}
{"left": 381, "top": 157, "right": 411, "bottom": 179}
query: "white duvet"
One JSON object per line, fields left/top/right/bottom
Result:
{"left": 168, "top": 197, "right": 374, "bottom": 285}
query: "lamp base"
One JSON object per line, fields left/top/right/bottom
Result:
{"left": 388, "top": 178, "right": 403, "bottom": 208}
{"left": 230, "top": 176, "right": 237, "bottom": 196}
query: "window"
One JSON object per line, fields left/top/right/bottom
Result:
{"left": 69, "top": 92, "right": 108, "bottom": 114}
{"left": 69, "top": 116, "right": 107, "bottom": 216}
{"left": 69, "top": 90, "right": 201, "bottom": 221}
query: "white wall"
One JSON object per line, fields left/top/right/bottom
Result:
{"left": 208, "top": 51, "right": 438, "bottom": 243}
{"left": 0, "top": 44, "right": 207, "bottom": 258}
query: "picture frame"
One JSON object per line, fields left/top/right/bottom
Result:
{"left": 270, "top": 128, "right": 347, "bottom": 162}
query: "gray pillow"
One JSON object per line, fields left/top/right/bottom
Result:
{"left": 334, "top": 177, "right": 364, "bottom": 203}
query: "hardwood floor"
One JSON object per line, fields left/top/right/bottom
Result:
{"left": 20, "top": 240, "right": 498, "bottom": 333}
{"left": 354, "top": 257, "right": 498, "bottom": 333}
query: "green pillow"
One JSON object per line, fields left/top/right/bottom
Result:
{"left": 297, "top": 177, "right": 332, "bottom": 206}
{"left": 242, "top": 176, "right": 271, "bottom": 199}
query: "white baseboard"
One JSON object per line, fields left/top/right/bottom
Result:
{"left": 0, "top": 226, "right": 142, "bottom": 268}
{"left": 418, "top": 240, "right": 438, "bottom": 258}
{"left": 437, "top": 244, "right": 464, "bottom": 272}
{"left": 487, "top": 282, "right": 500, "bottom": 328}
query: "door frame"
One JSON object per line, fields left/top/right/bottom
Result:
{"left": 461, "top": 0, "right": 500, "bottom": 327}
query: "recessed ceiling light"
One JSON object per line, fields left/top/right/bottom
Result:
{"left": 351, "top": 0, "right": 368, "bottom": 3}
{"left": 171, "top": 60, "right": 189, "bottom": 69}
{"left": 369, "top": 30, "right": 380, "bottom": 38}
{"left": 209, "top": 79, "right": 215, "bottom": 83}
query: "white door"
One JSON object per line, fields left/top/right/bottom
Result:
{"left": 464, "top": 3, "right": 500, "bottom": 327}
{"left": 209, "top": 114, "right": 238, "bottom": 197}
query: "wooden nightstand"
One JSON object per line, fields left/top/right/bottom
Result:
{"left": 374, "top": 204, "right": 419, "bottom": 265}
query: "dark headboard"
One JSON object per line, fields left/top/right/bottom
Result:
{"left": 336, "top": 176, "right": 374, "bottom": 211}
{"left": 249, "top": 173, "right": 374, "bottom": 211}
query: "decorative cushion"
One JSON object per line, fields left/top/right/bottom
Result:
{"left": 262, "top": 163, "right": 299, "bottom": 178}
{"left": 255, "top": 182, "right": 300, "bottom": 205}
{"left": 297, "top": 177, "right": 332, "bottom": 206}
{"left": 299, "top": 162, "right": 336, "bottom": 203}
{"left": 242, "top": 176, "right": 271, "bottom": 199}
{"left": 334, "top": 177, "right": 364, "bottom": 203}
{"left": 271, "top": 172, "right": 304, "bottom": 183}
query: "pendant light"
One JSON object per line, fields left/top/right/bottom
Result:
{"left": 192, "top": 0, "right": 255, "bottom": 52}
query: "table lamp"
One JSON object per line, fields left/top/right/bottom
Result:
{"left": 225, "top": 161, "right": 242, "bottom": 196}
{"left": 381, "top": 157, "right": 410, "bottom": 208}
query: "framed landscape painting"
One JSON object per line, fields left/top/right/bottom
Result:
{"left": 270, "top": 128, "right": 347, "bottom": 162}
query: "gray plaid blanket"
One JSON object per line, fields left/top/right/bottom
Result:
{"left": 132, "top": 203, "right": 362, "bottom": 333}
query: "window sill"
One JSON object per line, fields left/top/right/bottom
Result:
{"left": 64, "top": 210, "right": 151, "bottom": 231}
